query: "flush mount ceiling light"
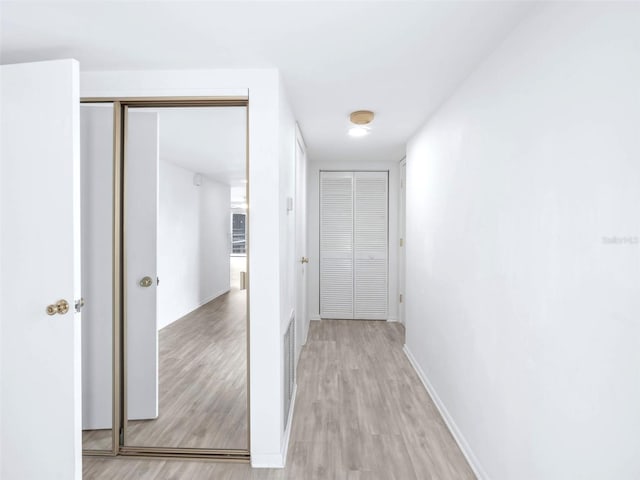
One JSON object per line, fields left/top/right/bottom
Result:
{"left": 348, "top": 126, "right": 369, "bottom": 137}
{"left": 348, "top": 110, "right": 374, "bottom": 137}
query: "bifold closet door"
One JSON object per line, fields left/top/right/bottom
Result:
{"left": 354, "top": 172, "right": 388, "bottom": 320}
{"left": 320, "top": 171, "right": 388, "bottom": 320}
{"left": 320, "top": 172, "right": 354, "bottom": 319}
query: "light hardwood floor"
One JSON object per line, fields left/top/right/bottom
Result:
{"left": 84, "top": 320, "right": 475, "bottom": 479}
{"left": 83, "top": 283, "right": 247, "bottom": 450}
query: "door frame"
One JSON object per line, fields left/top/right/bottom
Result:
{"left": 294, "top": 124, "right": 308, "bottom": 356}
{"left": 80, "top": 96, "right": 251, "bottom": 461}
{"left": 398, "top": 158, "right": 406, "bottom": 325}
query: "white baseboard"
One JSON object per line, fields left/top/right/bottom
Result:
{"left": 159, "top": 287, "right": 230, "bottom": 330}
{"left": 310, "top": 315, "right": 321, "bottom": 321}
{"left": 198, "top": 288, "right": 230, "bottom": 308}
{"left": 403, "top": 345, "right": 489, "bottom": 480}
{"left": 251, "top": 453, "right": 284, "bottom": 469}
{"left": 387, "top": 316, "right": 398, "bottom": 322}
{"left": 303, "top": 319, "right": 310, "bottom": 346}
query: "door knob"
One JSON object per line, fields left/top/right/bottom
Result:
{"left": 139, "top": 276, "right": 154, "bottom": 287}
{"left": 301, "top": 257, "right": 309, "bottom": 264}
{"left": 46, "top": 299, "right": 70, "bottom": 316}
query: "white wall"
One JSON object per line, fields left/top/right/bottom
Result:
{"left": 81, "top": 69, "right": 291, "bottom": 467}
{"left": 307, "top": 160, "right": 400, "bottom": 322}
{"left": 405, "top": 4, "right": 640, "bottom": 480}
{"left": 158, "top": 160, "right": 230, "bottom": 329}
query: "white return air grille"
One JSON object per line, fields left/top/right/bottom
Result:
{"left": 283, "top": 315, "right": 295, "bottom": 430}
{"left": 320, "top": 171, "right": 388, "bottom": 320}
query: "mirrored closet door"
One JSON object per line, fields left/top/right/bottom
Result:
{"left": 121, "top": 105, "right": 248, "bottom": 452}
{"left": 80, "top": 100, "right": 249, "bottom": 458}
{"left": 81, "top": 102, "right": 116, "bottom": 453}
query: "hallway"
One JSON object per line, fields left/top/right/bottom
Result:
{"left": 83, "top": 320, "right": 474, "bottom": 479}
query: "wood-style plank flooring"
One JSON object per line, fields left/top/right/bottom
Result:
{"left": 84, "top": 320, "right": 475, "bottom": 479}
{"left": 83, "top": 281, "right": 247, "bottom": 450}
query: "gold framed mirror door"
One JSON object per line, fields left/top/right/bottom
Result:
{"left": 80, "top": 100, "right": 121, "bottom": 456}
{"left": 80, "top": 98, "right": 250, "bottom": 461}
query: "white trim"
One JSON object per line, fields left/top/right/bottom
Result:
{"left": 160, "top": 288, "right": 231, "bottom": 330}
{"left": 295, "top": 122, "right": 307, "bottom": 153}
{"left": 302, "top": 316, "right": 311, "bottom": 346}
{"left": 82, "top": 87, "right": 248, "bottom": 98}
{"left": 200, "top": 288, "right": 231, "bottom": 306}
{"left": 251, "top": 453, "right": 284, "bottom": 469}
{"left": 282, "top": 308, "right": 295, "bottom": 334}
{"left": 403, "top": 345, "right": 490, "bottom": 480}
{"left": 386, "top": 317, "right": 398, "bottom": 323}
{"left": 397, "top": 157, "right": 406, "bottom": 327}
{"left": 310, "top": 315, "right": 321, "bottom": 322}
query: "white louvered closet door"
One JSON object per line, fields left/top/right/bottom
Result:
{"left": 320, "top": 171, "right": 388, "bottom": 320}
{"left": 354, "top": 172, "right": 388, "bottom": 319}
{"left": 320, "top": 172, "right": 354, "bottom": 319}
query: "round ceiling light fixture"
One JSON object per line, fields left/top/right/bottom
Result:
{"left": 348, "top": 110, "right": 374, "bottom": 137}
{"left": 350, "top": 110, "right": 375, "bottom": 125}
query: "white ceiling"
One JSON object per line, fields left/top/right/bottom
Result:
{"left": 0, "top": 1, "right": 538, "bottom": 163}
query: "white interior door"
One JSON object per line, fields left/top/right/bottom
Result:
{"left": 0, "top": 59, "right": 82, "bottom": 480}
{"left": 125, "top": 110, "right": 159, "bottom": 422}
{"left": 320, "top": 172, "right": 354, "bottom": 319}
{"left": 294, "top": 133, "right": 308, "bottom": 356}
{"left": 354, "top": 172, "right": 388, "bottom": 320}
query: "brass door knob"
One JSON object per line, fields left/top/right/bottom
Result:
{"left": 139, "top": 276, "right": 153, "bottom": 287}
{"left": 301, "top": 257, "right": 309, "bottom": 264}
{"left": 46, "top": 299, "right": 70, "bottom": 316}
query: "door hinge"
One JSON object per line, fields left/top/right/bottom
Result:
{"left": 399, "top": 294, "right": 403, "bottom": 303}
{"left": 400, "top": 238, "right": 404, "bottom": 247}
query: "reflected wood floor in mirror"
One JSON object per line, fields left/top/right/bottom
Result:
{"left": 83, "top": 274, "right": 247, "bottom": 450}
{"left": 84, "top": 320, "right": 474, "bottom": 479}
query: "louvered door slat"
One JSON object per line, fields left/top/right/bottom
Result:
{"left": 320, "top": 172, "right": 354, "bottom": 319}
{"left": 354, "top": 172, "right": 388, "bottom": 320}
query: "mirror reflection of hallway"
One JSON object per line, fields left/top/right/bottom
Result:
{"left": 123, "top": 105, "right": 248, "bottom": 450}
{"left": 124, "top": 105, "right": 248, "bottom": 450}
